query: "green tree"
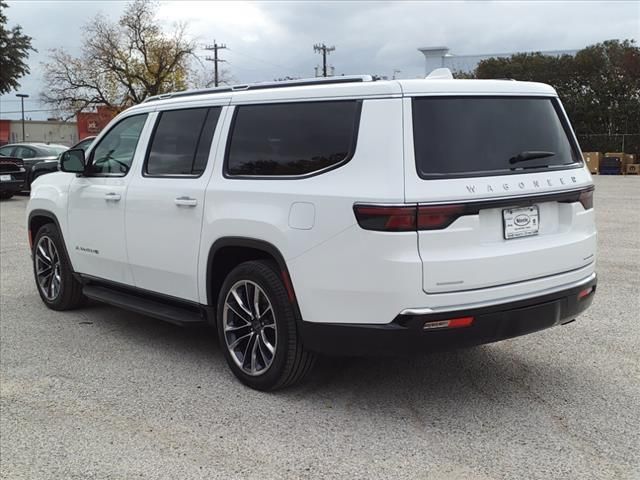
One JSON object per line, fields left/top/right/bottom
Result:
{"left": 42, "top": 0, "right": 196, "bottom": 114}
{"left": 471, "top": 40, "right": 640, "bottom": 152}
{"left": 0, "top": 0, "right": 36, "bottom": 94}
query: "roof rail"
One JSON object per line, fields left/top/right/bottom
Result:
{"left": 143, "top": 75, "right": 374, "bottom": 103}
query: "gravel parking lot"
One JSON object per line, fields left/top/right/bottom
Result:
{"left": 1, "top": 176, "right": 639, "bottom": 480}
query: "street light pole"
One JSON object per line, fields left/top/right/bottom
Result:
{"left": 16, "top": 93, "right": 29, "bottom": 142}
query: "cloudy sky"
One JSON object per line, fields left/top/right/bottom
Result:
{"left": 1, "top": 0, "right": 638, "bottom": 120}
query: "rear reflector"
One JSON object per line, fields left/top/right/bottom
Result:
{"left": 578, "top": 287, "right": 593, "bottom": 300}
{"left": 423, "top": 316, "right": 474, "bottom": 330}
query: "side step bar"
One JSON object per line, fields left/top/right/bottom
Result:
{"left": 83, "top": 285, "right": 206, "bottom": 326}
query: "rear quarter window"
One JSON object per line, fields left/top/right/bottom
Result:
{"left": 225, "top": 100, "right": 361, "bottom": 177}
{"left": 412, "top": 96, "right": 581, "bottom": 179}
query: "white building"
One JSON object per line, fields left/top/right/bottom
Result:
{"left": 418, "top": 46, "right": 580, "bottom": 76}
{"left": 8, "top": 120, "right": 78, "bottom": 146}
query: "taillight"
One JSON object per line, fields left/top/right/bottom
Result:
{"left": 578, "top": 189, "right": 594, "bottom": 210}
{"left": 353, "top": 205, "right": 416, "bottom": 232}
{"left": 354, "top": 204, "right": 466, "bottom": 232}
{"left": 417, "top": 205, "right": 465, "bottom": 230}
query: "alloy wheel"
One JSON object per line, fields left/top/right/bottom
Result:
{"left": 223, "top": 280, "right": 277, "bottom": 376}
{"left": 35, "top": 236, "right": 62, "bottom": 301}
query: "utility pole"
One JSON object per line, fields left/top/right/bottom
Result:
{"left": 204, "top": 42, "right": 227, "bottom": 87}
{"left": 392, "top": 69, "right": 401, "bottom": 80}
{"left": 313, "top": 43, "right": 335, "bottom": 77}
{"left": 15, "top": 93, "right": 29, "bottom": 142}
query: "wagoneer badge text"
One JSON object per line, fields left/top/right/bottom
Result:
{"left": 76, "top": 246, "right": 99, "bottom": 255}
{"left": 466, "top": 175, "right": 579, "bottom": 194}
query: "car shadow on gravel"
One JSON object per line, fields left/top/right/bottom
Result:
{"left": 76, "top": 300, "right": 579, "bottom": 407}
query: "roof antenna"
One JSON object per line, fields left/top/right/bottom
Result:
{"left": 426, "top": 68, "right": 453, "bottom": 80}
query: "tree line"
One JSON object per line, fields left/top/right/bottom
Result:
{"left": 458, "top": 39, "right": 640, "bottom": 155}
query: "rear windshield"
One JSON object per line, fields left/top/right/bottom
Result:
{"left": 412, "top": 97, "right": 581, "bottom": 179}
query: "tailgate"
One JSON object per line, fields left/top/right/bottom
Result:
{"left": 417, "top": 188, "right": 596, "bottom": 293}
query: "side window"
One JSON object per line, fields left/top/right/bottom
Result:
{"left": 0, "top": 146, "right": 15, "bottom": 156}
{"left": 14, "top": 146, "right": 36, "bottom": 159}
{"left": 145, "top": 107, "right": 221, "bottom": 176}
{"left": 226, "top": 100, "right": 361, "bottom": 177}
{"left": 89, "top": 114, "right": 148, "bottom": 176}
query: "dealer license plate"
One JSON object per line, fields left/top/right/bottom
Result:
{"left": 0, "top": 174, "right": 11, "bottom": 182}
{"left": 503, "top": 205, "right": 539, "bottom": 239}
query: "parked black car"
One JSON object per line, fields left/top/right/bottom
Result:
{"left": 0, "top": 143, "right": 69, "bottom": 190}
{"left": 29, "top": 137, "right": 96, "bottom": 185}
{"left": 0, "top": 157, "right": 27, "bottom": 199}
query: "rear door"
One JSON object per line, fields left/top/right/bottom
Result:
{"left": 403, "top": 95, "right": 596, "bottom": 294}
{"left": 125, "top": 104, "right": 225, "bottom": 302}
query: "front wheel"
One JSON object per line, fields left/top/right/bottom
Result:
{"left": 217, "top": 260, "right": 315, "bottom": 390}
{"left": 32, "top": 223, "right": 85, "bottom": 310}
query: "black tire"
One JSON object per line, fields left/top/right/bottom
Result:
{"left": 32, "top": 223, "right": 86, "bottom": 310}
{"left": 0, "top": 192, "right": 13, "bottom": 200}
{"left": 216, "top": 260, "right": 316, "bottom": 391}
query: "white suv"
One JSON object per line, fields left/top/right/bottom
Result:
{"left": 27, "top": 72, "right": 597, "bottom": 390}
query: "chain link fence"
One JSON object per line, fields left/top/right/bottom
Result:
{"left": 576, "top": 133, "right": 640, "bottom": 157}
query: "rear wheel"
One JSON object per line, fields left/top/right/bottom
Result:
{"left": 32, "top": 223, "right": 85, "bottom": 310}
{"left": 217, "top": 260, "right": 315, "bottom": 390}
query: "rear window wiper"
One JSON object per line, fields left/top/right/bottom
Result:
{"left": 509, "top": 151, "right": 556, "bottom": 165}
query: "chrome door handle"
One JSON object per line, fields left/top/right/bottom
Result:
{"left": 174, "top": 196, "right": 198, "bottom": 207}
{"left": 104, "top": 192, "right": 121, "bottom": 202}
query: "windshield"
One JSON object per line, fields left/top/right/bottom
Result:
{"left": 412, "top": 96, "right": 581, "bottom": 179}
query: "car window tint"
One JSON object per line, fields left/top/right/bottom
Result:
{"left": 14, "top": 146, "right": 36, "bottom": 158}
{"left": 145, "top": 107, "right": 220, "bottom": 176}
{"left": 192, "top": 108, "right": 221, "bottom": 175}
{"left": 89, "top": 114, "right": 147, "bottom": 176}
{"left": 412, "top": 97, "right": 580, "bottom": 178}
{"left": 0, "top": 146, "right": 14, "bottom": 156}
{"left": 226, "top": 101, "right": 360, "bottom": 177}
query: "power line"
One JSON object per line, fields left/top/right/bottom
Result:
{"left": 204, "top": 41, "right": 227, "bottom": 87}
{"left": 313, "top": 43, "right": 335, "bottom": 77}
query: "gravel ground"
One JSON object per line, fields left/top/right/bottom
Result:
{"left": 1, "top": 176, "right": 639, "bottom": 480}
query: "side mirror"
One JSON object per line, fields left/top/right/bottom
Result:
{"left": 59, "top": 149, "right": 86, "bottom": 174}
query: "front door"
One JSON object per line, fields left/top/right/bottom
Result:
{"left": 67, "top": 113, "right": 150, "bottom": 284}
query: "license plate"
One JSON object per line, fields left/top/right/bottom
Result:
{"left": 0, "top": 174, "right": 11, "bottom": 182}
{"left": 503, "top": 205, "right": 539, "bottom": 239}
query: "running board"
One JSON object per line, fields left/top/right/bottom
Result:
{"left": 82, "top": 285, "right": 206, "bottom": 326}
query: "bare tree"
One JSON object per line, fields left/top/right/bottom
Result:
{"left": 188, "top": 57, "right": 234, "bottom": 89}
{"left": 41, "top": 0, "right": 196, "bottom": 115}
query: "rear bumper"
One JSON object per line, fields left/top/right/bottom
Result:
{"left": 300, "top": 274, "right": 596, "bottom": 356}
{"left": 0, "top": 177, "right": 26, "bottom": 193}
